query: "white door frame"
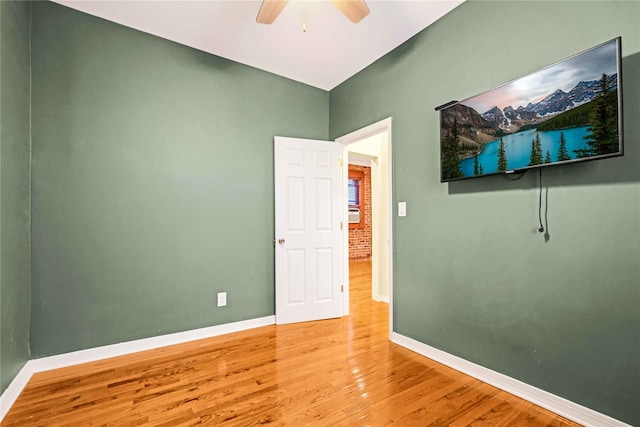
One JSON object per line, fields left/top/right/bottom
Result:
{"left": 336, "top": 117, "right": 393, "bottom": 337}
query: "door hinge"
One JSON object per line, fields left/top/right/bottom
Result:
{"left": 339, "top": 158, "right": 343, "bottom": 167}
{"left": 340, "top": 222, "right": 343, "bottom": 230}
{"left": 341, "top": 285, "right": 344, "bottom": 293}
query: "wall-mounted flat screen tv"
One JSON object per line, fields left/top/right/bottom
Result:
{"left": 439, "top": 37, "right": 623, "bottom": 182}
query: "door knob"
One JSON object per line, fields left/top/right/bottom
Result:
{"left": 278, "top": 238, "right": 285, "bottom": 244}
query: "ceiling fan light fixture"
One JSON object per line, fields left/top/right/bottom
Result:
{"left": 256, "top": 0, "right": 370, "bottom": 25}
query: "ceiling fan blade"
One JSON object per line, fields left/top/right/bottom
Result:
{"left": 330, "top": 0, "right": 370, "bottom": 23}
{"left": 256, "top": 0, "right": 289, "bottom": 24}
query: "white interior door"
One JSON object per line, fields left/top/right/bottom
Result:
{"left": 274, "top": 136, "right": 344, "bottom": 325}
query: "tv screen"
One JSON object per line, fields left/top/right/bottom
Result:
{"left": 439, "top": 37, "right": 623, "bottom": 182}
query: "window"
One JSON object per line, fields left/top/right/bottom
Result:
{"left": 348, "top": 178, "right": 361, "bottom": 206}
{"left": 348, "top": 168, "right": 364, "bottom": 229}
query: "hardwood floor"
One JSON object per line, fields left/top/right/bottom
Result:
{"left": 2, "top": 261, "right": 581, "bottom": 426}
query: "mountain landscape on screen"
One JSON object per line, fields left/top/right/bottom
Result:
{"left": 477, "top": 74, "right": 617, "bottom": 131}
{"left": 439, "top": 38, "right": 622, "bottom": 182}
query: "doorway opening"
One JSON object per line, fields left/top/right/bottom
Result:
{"left": 337, "top": 118, "right": 393, "bottom": 336}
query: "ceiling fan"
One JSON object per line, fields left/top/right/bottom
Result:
{"left": 256, "top": 0, "right": 370, "bottom": 25}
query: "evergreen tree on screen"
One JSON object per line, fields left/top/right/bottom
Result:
{"left": 473, "top": 154, "right": 480, "bottom": 175}
{"left": 578, "top": 73, "right": 618, "bottom": 157}
{"left": 528, "top": 133, "right": 543, "bottom": 166}
{"left": 442, "top": 117, "right": 464, "bottom": 180}
{"left": 557, "top": 132, "right": 571, "bottom": 161}
{"left": 528, "top": 140, "right": 536, "bottom": 166}
{"left": 545, "top": 150, "right": 552, "bottom": 164}
{"left": 497, "top": 138, "right": 508, "bottom": 171}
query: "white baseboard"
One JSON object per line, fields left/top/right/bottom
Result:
{"left": 28, "top": 316, "right": 275, "bottom": 373}
{"left": 390, "top": 332, "right": 631, "bottom": 427}
{"left": 372, "top": 293, "right": 389, "bottom": 303}
{"left": 0, "top": 315, "right": 275, "bottom": 422}
{"left": 0, "top": 362, "right": 35, "bottom": 421}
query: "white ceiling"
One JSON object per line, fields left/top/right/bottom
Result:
{"left": 53, "top": 0, "right": 465, "bottom": 91}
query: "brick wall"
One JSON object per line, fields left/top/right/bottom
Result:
{"left": 349, "top": 165, "right": 372, "bottom": 260}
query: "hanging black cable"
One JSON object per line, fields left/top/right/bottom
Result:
{"left": 537, "top": 168, "right": 544, "bottom": 233}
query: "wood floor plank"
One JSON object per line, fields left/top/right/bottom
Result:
{"left": 1, "top": 261, "right": 582, "bottom": 426}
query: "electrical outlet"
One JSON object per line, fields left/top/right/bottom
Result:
{"left": 217, "top": 292, "right": 227, "bottom": 307}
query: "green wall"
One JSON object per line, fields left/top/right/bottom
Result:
{"left": 0, "top": 0, "right": 32, "bottom": 394}
{"left": 330, "top": 1, "right": 639, "bottom": 424}
{"left": 3, "top": 1, "right": 638, "bottom": 424}
{"left": 29, "top": 2, "right": 328, "bottom": 357}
